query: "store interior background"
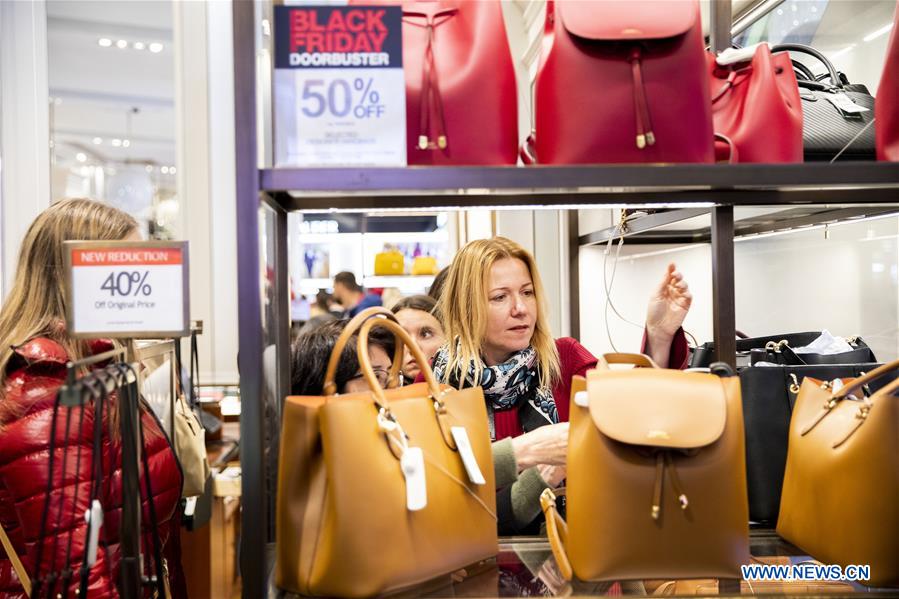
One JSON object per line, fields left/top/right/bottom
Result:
{"left": 1, "top": 0, "right": 897, "bottom": 390}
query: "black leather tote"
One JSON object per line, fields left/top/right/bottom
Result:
{"left": 689, "top": 331, "right": 874, "bottom": 368}
{"left": 771, "top": 43, "right": 875, "bottom": 161}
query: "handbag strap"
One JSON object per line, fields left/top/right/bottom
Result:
{"left": 770, "top": 43, "right": 842, "bottom": 88}
{"left": 0, "top": 521, "right": 31, "bottom": 597}
{"left": 831, "top": 358, "right": 899, "bottom": 400}
{"left": 539, "top": 488, "right": 572, "bottom": 581}
{"left": 597, "top": 353, "right": 659, "bottom": 370}
{"left": 323, "top": 307, "right": 401, "bottom": 395}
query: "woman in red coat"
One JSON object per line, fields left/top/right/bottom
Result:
{"left": 0, "top": 199, "right": 183, "bottom": 597}
{"left": 433, "top": 236, "right": 692, "bottom": 533}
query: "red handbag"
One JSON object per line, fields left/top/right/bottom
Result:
{"left": 708, "top": 44, "right": 804, "bottom": 163}
{"left": 876, "top": 0, "right": 899, "bottom": 161}
{"left": 527, "top": 0, "right": 714, "bottom": 165}
{"left": 355, "top": 0, "right": 518, "bottom": 165}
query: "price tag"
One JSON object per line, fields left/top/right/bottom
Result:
{"left": 450, "top": 426, "right": 486, "bottom": 485}
{"left": 826, "top": 92, "right": 870, "bottom": 117}
{"left": 273, "top": 5, "right": 407, "bottom": 166}
{"left": 400, "top": 446, "right": 427, "bottom": 511}
{"left": 64, "top": 241, "right": 189, "bottom": 338}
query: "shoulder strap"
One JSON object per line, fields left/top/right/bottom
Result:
{"left": 540, "top": 488, "right": 572, "bottom": 581}
{"left": 0, "top": 521, "right": 32, "bottom": 597}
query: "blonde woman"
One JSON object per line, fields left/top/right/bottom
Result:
{"left": 433, "top": 237, "right": 691, "bottom": 533}
{"left": 0, "top": 199, "right": 184, "bottom": 597}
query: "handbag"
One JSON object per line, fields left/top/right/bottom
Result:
{"left": 353, "top": 0, "right": 518, "bottom": 165}
{"left": 689, "top": 331, "right": 874, "bottom": 369}
{"left": 778, "top": 362, "right": 899, "bottom": 587}
{"left": 374, "top": 250, "right": 405, "bottom": 275}
{"left": 708, "top": 44, "right": 803, "bottom": 163}
{"left": 526, "top": 0, "right": 713, "bottom": 164}
{"left": 771, "top": 44, "right": 876, "bottom": 161}
{"left": 411, "top": 256, "right": 438, "bottom": 276}
{"left": 739, "top": 362, "right": 896, "bottom": 526}
{"left": 542, "top": 354, "right": 749, "bottom": 581}
{"left": 275, "top": 307, "right": 497, "bottom": 597}
{"left": 876, "top": 1, "right": 899, "bottom": 161}
{"left": 173, "top": 339, "right": 211, "bottom": 499}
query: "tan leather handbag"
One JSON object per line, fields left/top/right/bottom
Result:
{"left": 542, "top": 354, "right": 749, "bottom": 582}
{"left": 777, "top": 361, "right": 899, "bottom": 587}
{"left": 275, "top": 308, "right": 498, "bottom": 597}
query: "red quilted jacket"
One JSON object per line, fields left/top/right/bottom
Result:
{"left": 0, "top": 338, "right": 183, "bottom": 598}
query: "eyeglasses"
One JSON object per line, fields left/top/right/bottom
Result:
{"left": 349, "top": 367, "right": 391, "bottom": 389}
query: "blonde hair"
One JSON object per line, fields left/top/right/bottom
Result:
{"left": 437, "top": 236, "right": 560, "bottom": 390}
{"left": 0, "top": 199, "right": 138, "bottom": 390}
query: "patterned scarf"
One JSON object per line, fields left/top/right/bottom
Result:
{"left": 431, "top": 344, "right": 558, "bottom": 439}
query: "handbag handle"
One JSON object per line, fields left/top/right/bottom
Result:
{"left": 519, "top": 132, "right": 537, "bottom": 165}
{"left": 831, "top": 357, "right": 899, "bottom": 400}
{"left": 323, "top": 307, "right": 402, "bottom": 395}
{"left": 357, "top": 316, "right": 460, "bottom": 450}
{"left": 770, "top": 43, "right": 842, "bottom": 89}
{"left": 0, "top": 522, "right": 31, "bottom": 596}
{"left": 540, "top": 488, "right": 573, "bottom": 581}
{"left": 597, "top": 353, "right": 660, "bottom": 370}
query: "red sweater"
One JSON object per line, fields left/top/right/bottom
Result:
{"left": 492, "top": 331, "right": 689, "bottom": 440}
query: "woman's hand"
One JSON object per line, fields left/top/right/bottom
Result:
{"left": 511, "top": 422, "right": 569, "bottom": 471}
{"left": 536, "top": 463, "right": 567, "bottom": 488}
{"left": 645, "top": 263, "right": 692, "bottom": 366}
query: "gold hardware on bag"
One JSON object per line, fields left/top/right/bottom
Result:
{"left": 789, "top": 374, "right": 801, "bottom": 395}
{"left": 651, "top": 505, "right": 660, "bottom": 520}
{"left": 418, "top": 135, "right": 429, "bottom": 150}
{"left": 437, "top": 135, "right": 447, "bottom": 149}
{"left": 678, "top": 494, "right": 689, "bottom": 510}
{"left": 636, "top": 134, "right": 647, "bottom": 149}
{"left": 824, "top": 398, "right": 838, "bottom": 410}
{"left": 645, "top": 131, "right": 656, "bottom": 146}
{"left": 647, "top": 430, "right": 670, "bottom": 440}
{"left": 821, "top": 380, "right": 834, "bottom": 391}
{"left": 856, "top": 405, "right": 871, "bottom": 420}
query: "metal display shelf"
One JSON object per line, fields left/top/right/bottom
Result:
{"left": 232, "top": 1, "right": 899, "bottom": 597}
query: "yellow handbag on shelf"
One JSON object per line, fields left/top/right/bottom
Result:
{"left": 777, "top": 361, "right": 899, "bottom": 587}
{"left": 412, "top": 256, "right": 438, "bottom": 276}
{"left": 542, "top": 354, "right": 749, "bottom": 582}
{"left": 275, "top": 308, "right": 498, "bottom": 597}
{"left": 374, "top": 250, "right": 405, "bottom": 275}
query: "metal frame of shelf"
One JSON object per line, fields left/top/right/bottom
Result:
{"left": 233, "top": 1, "right": 899, "bottom": 595}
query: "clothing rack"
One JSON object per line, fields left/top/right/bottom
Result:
{"left": 43, "top": 348, "right": 154, "bottom": 599}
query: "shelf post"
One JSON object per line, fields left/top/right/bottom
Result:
{"left": 710, "top": 0, "right": 733, "bottom": 53}
{"left": 712, "top": 206, "right": 736, "bottom": 367}
{"left": 232, "top": 0, "right": 268, "bottom": 596}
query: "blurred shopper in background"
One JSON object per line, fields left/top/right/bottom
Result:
{"left": 391, "top": 295, "right": 445, "bottom": 384}
{"left": 332, "top": 271, "right": 382, "bottom": 317}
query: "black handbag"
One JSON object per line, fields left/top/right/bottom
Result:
{"left": 689, "top": 331, "right": 874, "bottom": 369}
{"left": 771, "top": 44, "right": 876, "bottom": 162}
{"left": 741, "top": 362, "right": 897, "bottom": 525}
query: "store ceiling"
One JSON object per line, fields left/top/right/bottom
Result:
{"left": 46, "top": 0, "right": 175, "bottom": 169}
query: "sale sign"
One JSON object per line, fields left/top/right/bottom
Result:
{"left": 64, "top": 241, "right": 190, "bottom": 338}
{"left": 273, "top": 5, "right": 406, "bottom": 166}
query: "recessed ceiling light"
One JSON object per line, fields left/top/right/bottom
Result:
{"left": 98, "top": 38, "right": 112, "bottom": 47}
{"left": 122, "top": 139, "right": 131, "bottom": 148}
{"left": 161, "top": 166, "right": 170, "bottom": 174}
{"left": 111, "top": 138, "right": 122, "bottom": 147}
{"left": 145, "top": 165, "right": 153, "bottom": 173}
{"left": 54, "top": 97, "right": 62, "bottom": 106}
{"left": 76, "top": 152, "right": 87, "bottom": 163}
{"left": 170, "top": 167, "right": 177, "bottom": 174}
{"left": 149, "top": 42, "right": 164, "bottom": 53}
{"left": 133, "top": 41, "right": 146, "bottom": 51}
{"left": 793, "top": 20, "right": 799, "bottom": 27}
{"left": 864, "top": 23, "right": 894, "bottom": 43}
{"left": 777, "top": 8, "right": 783, "bottom": 15}
{"left": 92, "top": 137, "right": 103, "bottom": 145}
{"left": 116, "top": 39, "right": 128, "bottom": 49}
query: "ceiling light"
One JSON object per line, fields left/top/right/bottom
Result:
{"left": 54, "top": 97, "right": 62, "bottom": 106}
{"left": 111, "top": 138, "right": 122, "bottom": 147}
{"left": 791, "top": 4, "right": 797, "bottom": 11}
{"left": 830, "top": 44, "right": 857, "bottom": 60}
{"left": 149, "top": 42, "right": 163, "bottom": 53}
{"left": 793, "top": 20, "right": 799, "bottom": 27}
{"left": 92, "top": 137, "right": 103, "bottom": 145}
{"left": 116, "top": 39, "right": 128, "bottom": 49}
{"left": 161, "top": 166, "right": 170, "bottom": 174}
{"left": 811, "top": 6, "right": 817, "bottom": 12}
{"left": 122, "top": 139, "right": 131, "bottom": 148}
{"left": 133, "top": 41, "right": 146, "bottom": 50}
{"left": 98, "top": 38, "right": 112, "bottom": 47}
{"left": 170, "top": 167, "right": 177, "bottom": 174}
{"left": 777, "top": 9, "right": 783, "bottom": 16}
{"left": 864, "top": 23, "right": 893, "bottom": 43}
{"left": 76, "top": 152, "right": 87, "bottom": 163}
{"left": 145, "top": 165, "right": 153, "bottom": 173}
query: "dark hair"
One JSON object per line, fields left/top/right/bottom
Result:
{"left": 290, "top": 318, "right": 396, "bottom": 396}
{"left": 390, "top": 294, "right": 437, "bottom": 315}
{"left": 314, "top": 289, "right": 332, "bottom": 311}
{"left": 333, "top": 271, "right": 362, "bottom": 292}
{"left": 427, "top": 267, "right": 449, "bottom": 302}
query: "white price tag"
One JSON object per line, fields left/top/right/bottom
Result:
{"left": 450, "top": 426, "right": 486, "bottom": 485}
{"left": 826, "top": 92, "right": 869, "bottom": 116}
{"left": 65, "top": 241, "right": 189, "bottom": 337}
{"left": 400, "top": 446, "right": 427, "bottom": 511}
{"left": 273, "top": 6, "right": 407, "bottom": 166}
{"left": 84, "top": 499, "right": 103, "bottom": 567}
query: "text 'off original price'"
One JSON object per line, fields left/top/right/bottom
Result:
{"left": 67, "top": 244, "right": 189, "bottom": 337}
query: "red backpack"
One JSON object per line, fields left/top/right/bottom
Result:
{"left": 357, "top": 0, "right": 519, "bottom": 165}
{"left": 527, "top": 0, "right": 714, "bottom": 164}
{"left": 876, "top": 0, "right": 899, "bottom": 161}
